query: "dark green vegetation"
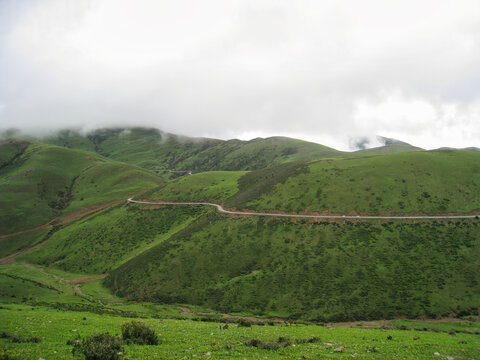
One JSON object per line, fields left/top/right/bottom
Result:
{"left": 18, "top": 205, "right": 203, "bottom": 274}
{"left": 121, "top": 321, "right": 159, "bottom": 345}
{"left": 72, "top": 333, "right": 124, "bottom": 360}
{"left": 107, "top": 213, "right": 480, "bottom": 321}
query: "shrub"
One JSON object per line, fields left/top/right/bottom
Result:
{"left": 72, "top": 333, "right": 123, "bottom": 360}
{"left": 10, "top": 336, "right": 41, "bottom": 343}
{"left": 244, "top": 339, "right": 279, "bottom": 350}
{"left": 237, "top": 318, "right": 252, "bottom": 327}
{"left": 121, "top": 321, "right": 159, "bottom": 345}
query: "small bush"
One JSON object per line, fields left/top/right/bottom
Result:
{"left": 73, "top": 333, "right": 123, "bottom": 360}
{"left": 245, "top": 339, "right": 279, "bottom": 350}
{"left": 11, "top": 336, "right": 41, "bottom": 343}
{"left": 277, "top": 337, "right": 292, "bottom": 346}
{"left": 121, "top": 321, "right": 159, "bottom": 345}
{"left": 66, "top": 337, "right": 80, "bottom": 346}
{"left": 237, "top": 319, "right": 252, "bottom": 327}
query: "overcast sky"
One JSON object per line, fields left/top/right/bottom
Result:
{"left": 1, "top": 0, "right": 479, "bottom": 150}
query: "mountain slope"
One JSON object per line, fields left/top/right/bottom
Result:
{"left": 106, "top": 212, "right": 480, "bottom": 321}
{"left": 354, "top": 143, "right": 424, "bottom": 155}
{"left": 226, "top": 151, "right": 480, "bottom": 214}
{"left": 43, "top": 127, "right": 343, "bottom": 171}
{"left": 0, "top": 141, "right": 164, "bottom": 249}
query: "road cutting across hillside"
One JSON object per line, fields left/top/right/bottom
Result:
{"left": 127, "top": 198, "right": 479, "bottom": 220}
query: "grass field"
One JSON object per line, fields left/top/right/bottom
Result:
{"left": 0, "top": 304, "right": 479, "bottom": 359}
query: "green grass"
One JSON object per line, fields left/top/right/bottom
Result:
{"left": 244, "top": 151, "right": 480, "bottom": 214}
{"left": 0, "top": 304, "right": 479, "bottom": 359}
{"left": 391, "top": 319, "right": 480, "bottom": 333}
{"left": 68, "top": 161, "right": 165, "bottom": 212}
{"left": 0, "top": 227, "right": 50, "bottom": 258}
{"left": 0, "top": 142, "right": 164, "bottom": 257}
{"left": 0, "top": 264, "right": 82, "bottom": 304}
{"left": 354, "top": 144, "right": 423, "bottom": 155}
{"left": 106, "top": 212, "right": 480, "bottom": 322}
{"left": 18, "top": 205, "right": 204, "bottom": 274}
{"left": 0, "top": 143, "right": 95, "bottom": 234}
{"left": 150, "top": 171, "right": 246, "bottom": 202}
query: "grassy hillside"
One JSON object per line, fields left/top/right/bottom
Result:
{"left": 354, "top": 144, "right": 423, "bottom": 155}
{"left": 19, "top": 205, "right": 204, "bottom": 274}
{"left": 234, "top": 150, "right": 480, "bottom": 214}
{"left": 177, "top": 136, "right": 342, "bottom": 171}
{"left": 43, "top": 127, "right": 344, "bottom": 171}
{"left": 0, "top": 142, "right": 164, "bottom": 260}
{"left": 0, "top": 143, "right": 96, "bottom": 235}
{"left": 106, "top": 212, "right": 480, "bottom": 322}
{"left": 150, "top": 171, "right": 246, "bottom": 202}
{"left": 2, "top": 305, "right": 479, "bottom": 360}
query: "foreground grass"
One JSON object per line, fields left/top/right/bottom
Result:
{"left": 0, "top": 305, "right": 479, "bottom": 359}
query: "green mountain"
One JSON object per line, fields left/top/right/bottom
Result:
{"left": 106, "top": 212, "right": 479, "bottom": 321}
{"left": 1, "top": 130, "right": 479, "bottom": 324}
{"left": 42, "top": 127, "right": 343, "bottom": 171}
{"left": 101, "top": 149, "right": 480, "bottom": 321}
{"left": 0, "top": 140, "right": 164, "bottom": 256}
{"left": 435, "top": 146, "right": 480, "bottom": 152}
{"left": 148, "top": 150, "right": 480, "bottom": 215}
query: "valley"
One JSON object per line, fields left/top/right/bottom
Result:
{"left": 1, "top": 128, "right": 479, "bottom": 359}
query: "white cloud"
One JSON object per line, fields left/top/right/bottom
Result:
{"left": 0, "top": 0, "right": 480, "bottom": 150}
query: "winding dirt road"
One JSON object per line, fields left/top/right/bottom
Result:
{"left": 128, "top": 198, "right": 479, "bottom": 220}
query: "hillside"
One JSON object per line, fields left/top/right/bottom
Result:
{"left": 98, "top": 149, "right": 480, "bottom": 321}
{"left": 146, "top": 150, "right": 480, "bottom": 215}
{"left": 106, "top": 211, "right": 480, "bottom": 321}
{"left": 354, "top": 143, "right": 424, "bottom": 155}
{"left": 42, "top": 127, "right": 344, "bottom": 171}
{"left": 0, "top": 140, "right": 164, "bottom": 256}
{"left": 225, "top": 150, "right": 480, "bottom": 214}
{"left": 1, "top": 135, "right": 479, "bottom": 326}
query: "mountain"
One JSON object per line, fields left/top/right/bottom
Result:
{"left": 435, "top": 146, "right": 480, "bottom": 152}
{"left": 149, "top": 150, "right": 480, "bottom": 215}
{"left": 106, "top": 212, "right": 479, "bottom": 321}
{"left": 102, "top": 149, "right": 480, "bottom": 321}
{"left": 0, "top": 139, "right": 164, "bottom": 256}
{"left": 1, "top": 130, "right": 479, "bottom": 324}
{"left": 41, "top": 127, "right": 343, "bottom": 172}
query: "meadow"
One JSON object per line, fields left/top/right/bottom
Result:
{"left": 1, "top": 304, "right": 479, "bottom": 359}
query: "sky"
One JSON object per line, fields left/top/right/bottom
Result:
{"left": 0, "top": 0, "right": 479, "bottom": 150}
